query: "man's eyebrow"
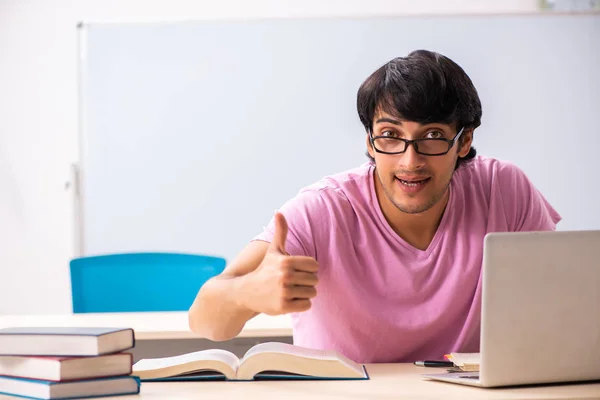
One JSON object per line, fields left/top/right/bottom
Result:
{"left": 374, "top": 118, "right": 402, "bottom": 125}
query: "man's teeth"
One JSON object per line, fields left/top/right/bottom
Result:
{"left": 399, "top": 178, "right": 427, "bottom": 186}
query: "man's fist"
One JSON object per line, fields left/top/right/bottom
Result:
{"left": 241, "top": 213, "right": 319, "bottom": 315}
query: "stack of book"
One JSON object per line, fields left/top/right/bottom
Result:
{"left": 0, "top": 327, "right": 140, "bottom": 399}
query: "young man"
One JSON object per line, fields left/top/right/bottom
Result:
{"left": 188, "top": 50, "right": 561, "bottom": 363}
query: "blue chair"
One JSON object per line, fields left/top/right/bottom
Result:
{"left": 69, "top": 252, "right": 226, "bottom": 313}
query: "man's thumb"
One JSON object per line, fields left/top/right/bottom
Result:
{"left": 269, "top": 212, "right": 289, "bottom": 254}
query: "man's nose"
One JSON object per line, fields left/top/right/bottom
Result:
{"left": 399, "top": 141, "right": 426, "bottom": 170}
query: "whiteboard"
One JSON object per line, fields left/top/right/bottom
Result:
{"left": 77, "top": 14, "right": 600, "bottom": 261}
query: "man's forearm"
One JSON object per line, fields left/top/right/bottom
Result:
{"left": 188, "top": 275, "right": 257, "bottom": 341}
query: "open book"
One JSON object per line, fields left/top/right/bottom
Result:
{"left": 444, "top": 352, "right": 480, "bottom": 372}
{"left": 132, "top": 342, "right": 368, "bottom": 381}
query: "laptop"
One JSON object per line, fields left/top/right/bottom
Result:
{"left": 424, "top": 230, "right": 600, "bottom": 388}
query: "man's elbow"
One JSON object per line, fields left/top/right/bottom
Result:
{"left": 188, "top": 310, "right": 238, "bottom": 342}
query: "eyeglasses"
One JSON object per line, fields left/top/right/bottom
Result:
{"left": 369, "top": 127, "right": 464, "bottom": 156}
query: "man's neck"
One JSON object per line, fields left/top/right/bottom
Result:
{"left": 374, "top": 172, "right": 450, "bottom": 251}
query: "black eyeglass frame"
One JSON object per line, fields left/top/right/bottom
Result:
{"left": 369, "top": 126, "right": 465, "bottom": 156}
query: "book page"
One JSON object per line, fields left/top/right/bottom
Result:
{"left": 448, "top": 353, "right": 480, "bottom": 364}
{"left": 242, "top": 342, "right": 362, "bottom": 371}
{"left": 446, "top": 352, "right": 480, "bottom": 371}
{"left": 237, "top": 342, "right": 366, "bottom": 380}
{"left": 133, "top": 349, "right": 240, "bottom": 375}
{"left": 242, "top": 342, "right": 335, "bottom": 360}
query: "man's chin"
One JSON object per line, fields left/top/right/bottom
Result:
{"left": 394, "top": 203, "right": 432, "bottom": 215}
{"left": 392, "top": 194, "right": 437, "bottom": 214}
{"left": 393, "top": 188, "right": 451, "bottom": 215}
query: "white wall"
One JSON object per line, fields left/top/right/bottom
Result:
{"left": 0, "top": 0, "right": 541, "bottom": 315}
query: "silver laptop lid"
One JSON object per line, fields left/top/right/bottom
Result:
{"left": 480, "top": 230, "right": 600, "bottom": 387}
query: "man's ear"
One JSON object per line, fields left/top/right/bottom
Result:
{"left": 365, "top": 133, "right": 375, "bottom": 159}
{"left": 458, "top": 129, "right": 474, "bottom": 157}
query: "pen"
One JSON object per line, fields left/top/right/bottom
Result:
{"left": 413, "top": 360, "right": 454, "bottom": 368}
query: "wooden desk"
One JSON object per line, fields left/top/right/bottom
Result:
{"left": 7, "top": 364, "right": 589, "bottom": 400}
{"left": 2, "top": 316, "right": 597, "bottom": 398}
{"left": 0, "top": 312, "right": 292, "bottom": 340}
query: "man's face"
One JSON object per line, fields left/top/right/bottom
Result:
{"left": 366, "top": 111, "right": 472, "bottom": 215}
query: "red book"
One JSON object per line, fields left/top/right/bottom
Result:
{"left": 0, "top": 353, "right": 133, "bottom": 381}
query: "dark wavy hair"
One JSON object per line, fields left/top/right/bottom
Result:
{"left": 357, "top": 50, "right": 482, "bottom": 169}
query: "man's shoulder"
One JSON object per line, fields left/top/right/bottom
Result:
{"left": 454, "top": 155, "right": 526, "bottom": 183}
{"left": 298, "top": 162, "right": 374, "bottom": 200}
{"left": 272, "top": 163, "right": 374, "bottom": 251}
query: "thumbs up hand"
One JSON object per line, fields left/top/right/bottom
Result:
{"left": 241, "top": 213, "right": 319, "bottom": 315}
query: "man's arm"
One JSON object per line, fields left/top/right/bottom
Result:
{"left": 188, "top": 240, "right": 266, "bottom": 341}
{"left": 188, "top": 213, "right": 319, "bottom": 341}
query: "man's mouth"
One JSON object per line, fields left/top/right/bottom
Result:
{"left": 396, "top": 177, "right": 431, "bottom": 187}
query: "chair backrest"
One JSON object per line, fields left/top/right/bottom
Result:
{"left": 69, "top": 252, "right": 226, "bottom": 313}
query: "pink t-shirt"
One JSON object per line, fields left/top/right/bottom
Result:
{"left": 253, "top": 156, "right": 561, "bottom": 363}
